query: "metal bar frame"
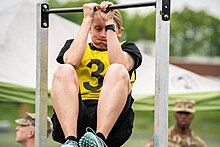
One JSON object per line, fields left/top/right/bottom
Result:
{"left": 36, "top": 1, "right": 170, "bottom": 147}
{"left": 36, "top": 3, "right": 49, "bottom": 147}
{"left": 154, "top": 0, "right": 170, "bottom": 146}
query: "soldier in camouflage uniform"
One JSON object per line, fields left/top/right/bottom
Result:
{"left": 146, "top": 99, "right": 207, "bottom": 147}
{"left": 15, "top": 112, "right": 53, "bottom": 147}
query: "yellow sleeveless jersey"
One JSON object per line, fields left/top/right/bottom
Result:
{"left": 76, "top": 43, "right": 136, "bottom": 100}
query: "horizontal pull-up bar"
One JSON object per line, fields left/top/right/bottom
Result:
{"left": 41, "top": 1, "right": 157, "bottom": 28}
{"left": 45, "top": 1, "right": 156, "bottom": 14}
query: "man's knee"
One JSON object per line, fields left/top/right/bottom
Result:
{"left": 106, "top": 64, "right": 130, "bottom": 81}
{"left": 53, "top": 64, "right": 77, "bottom": 80}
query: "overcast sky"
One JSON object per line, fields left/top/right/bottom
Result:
{"left": 1, "top": 0, "right": 220, "bottom": 19}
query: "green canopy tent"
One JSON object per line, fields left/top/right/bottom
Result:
{"left": 1, "top": 54, "right": 220, "bottom": 111}
{"left": 132, "top": 54, "right": 220, "bottom": 111}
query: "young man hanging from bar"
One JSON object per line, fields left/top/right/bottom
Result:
{"left": 50, "top": 1, "right": 142, "bottom": 147}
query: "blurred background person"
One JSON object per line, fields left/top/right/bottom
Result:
{"left": 15, "top": 112, "right": 53, "bottom": 147}
{"left": 146, "top": 99, "right": 207, "bottom": 147}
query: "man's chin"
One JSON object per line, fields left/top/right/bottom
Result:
{"left": 96, "top": 44, "right": 107, "bottom": 50}
{"left": 180, "top": 123, "right": 189, "bottom": 128}
{"left": 97, "top": 41, "right": 107, "bottom": 48}
{"left": 15, "top": 138, "right": 20, "bottom": 142}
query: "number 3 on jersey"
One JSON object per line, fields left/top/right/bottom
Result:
{"left": 83, "top": 59, "right": 104, "bottom": 91}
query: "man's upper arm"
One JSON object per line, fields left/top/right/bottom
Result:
{"left": 123, "top": 51, "right": 135, "bottom": 71}
{"left": 121, "top": 41, "right": 142, "bottom": 71}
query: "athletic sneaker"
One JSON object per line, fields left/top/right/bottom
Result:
{"left": 79, "top": 127, "right": 108, "bottom": 147}
{"left": 61, "top": 139, "right": 78, "bottom": 147}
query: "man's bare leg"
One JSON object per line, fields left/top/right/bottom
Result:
{"left": 51, "top": 64, "right": 79, "bottom": 138}
{"left": 96, "top": 64, "right": 131, "bottom": 139}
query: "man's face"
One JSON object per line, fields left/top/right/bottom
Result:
{"left": 175, "top": 111, "right": 194, "bottom": 129}
{"left": 90, "top": 14, "right": 108, "bottom": 50}
{"left": 90, "top": 13, "right": 122, "bottom": 50}
{"left": 15, "top": 125, "right": 35, "bottom": 144}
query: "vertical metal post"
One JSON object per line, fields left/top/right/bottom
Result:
{"left": 154, "top": 0, "right": 170, "bottom": 146}
{"left": 36, "top": 3, "right": 49, "bottom": 147}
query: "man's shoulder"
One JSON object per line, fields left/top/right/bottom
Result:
{"left": 191, "top": 134, "right": 207, "bottom": 147}
{"left": 168, "top": 126, "right": 206, "bottom": 147}
{"left": 168, "top": 126, "right": 175, "bottom": 134}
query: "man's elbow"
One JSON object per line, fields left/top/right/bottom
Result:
{"left": 64, "top": 58, "right": 80, "bottom": 68}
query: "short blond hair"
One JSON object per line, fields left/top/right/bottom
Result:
{"left": 113, "top": 10, "right": 123, "bottom": 29}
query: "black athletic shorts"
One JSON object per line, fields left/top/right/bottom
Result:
{"left": 51, "top": 93, "right": 135, "bottom": 147}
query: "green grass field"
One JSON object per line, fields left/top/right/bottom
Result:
{"left": 0, "top": 103, "right": 219, "bottom": 146}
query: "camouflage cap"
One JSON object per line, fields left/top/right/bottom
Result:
{"left": 174, "top": 99, "right": 196, "bottom": 113}
{"left": 15, "top": 112, "right": 35, "bottom": 126}
{"left": 15, "top": 112, "right": 53, "bottom": 135}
